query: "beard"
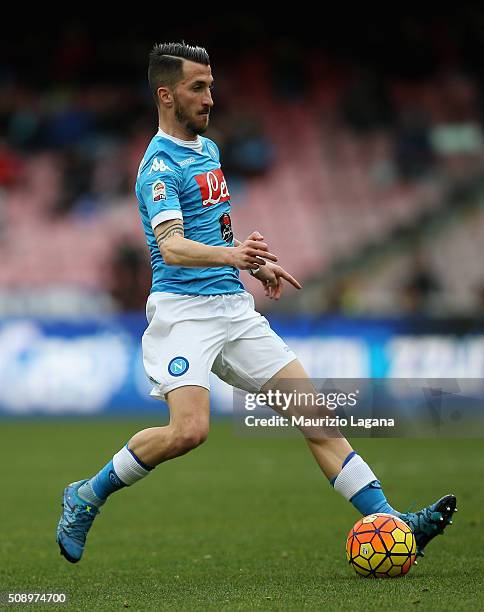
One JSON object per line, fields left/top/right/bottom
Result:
{"left": 174, "top": 95, "right": 209, "bottom": 136}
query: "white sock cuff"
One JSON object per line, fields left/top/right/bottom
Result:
{"left": 112, "top": 445, "right": 151, "bottom": 486}
{"left": 333, "top": 454, "right": 377, "bottom": 500}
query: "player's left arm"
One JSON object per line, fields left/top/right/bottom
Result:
{"left": 236, "top": 231, "right": 302, "bottom": 299}
{"left": 252, "top": 260, "right": 302, "bottom": 299}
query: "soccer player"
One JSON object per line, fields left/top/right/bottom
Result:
{"left": 56, "top": 43, "right": 457, "bottom": 563}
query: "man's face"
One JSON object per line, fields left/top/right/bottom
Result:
{"left": 172, "top": 60, "right": 214, "bottom": 136}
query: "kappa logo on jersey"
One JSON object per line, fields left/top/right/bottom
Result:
{"left": 148, "top": 158, "right": 172, "bottom": 174}
{"left": 219, "top": 212, "right": 233, "bottom": 243}
{"left": 152, "top": 180, "right": 166, "bottom": 202}
{"left": 195, "top": 168, "right": 230, "bottom": 207}
{"left": 168, "top": 356, "right": 189, "bottom": 377}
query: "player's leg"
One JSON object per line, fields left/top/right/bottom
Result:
{"left": 263, "top": 359, "right": 457, "bottom": 557}
{"left": 56, "top": 291, "right": 227, "bottom": 562}
{"left": 56, "top": 386, "right": 210, "bottom": 563}
{"left": 78, "top": 385, "right": 209, "bottom": 503}
{"left": 264, "top": 359, "right": 353, "bottom": 479}
{"left": 128, "top": 386, "right": 210, "bottom": 465}
{"left": 261, "top": 358, "right": 401, "bottom": 515}
{"left": 215, "top": 292, "right": 457, "bottom": 557}
{"left": 79, "top": 385, "right": 209, "bottom": 503}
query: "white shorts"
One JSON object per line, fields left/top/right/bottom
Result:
{"left": 142, "top": 291, "right": 296, "bottom": 399}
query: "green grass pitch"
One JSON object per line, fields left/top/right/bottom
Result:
{"left": 1, "top": 419, "right": 482, "bottom": 610}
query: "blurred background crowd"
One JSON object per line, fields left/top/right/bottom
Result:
{"left": 1, "top": 9, "right": 484, "bottom": 319}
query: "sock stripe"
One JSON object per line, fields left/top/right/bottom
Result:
{"left": 126, "top": 444, "right": 153, "bottom": 471}
{"left": 342, "top": 450, "right": 357, "bottom": 468}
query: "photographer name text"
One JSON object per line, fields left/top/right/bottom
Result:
{"left": 244, "top": 415, "right": 395, "bottom": 429}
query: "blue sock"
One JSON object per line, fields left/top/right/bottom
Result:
{"left": 78, "top": 445, "right": 152, "bottom": 507}
{"left": 78, "top": 459, "right": 126, "bottom": 506}
{"left": 90, "top": 459, "right": 126, "bottom": 500}
{"left": 350, "top": 481, "right": 401, "bottom": 517}
{"left": 330, "top": 451, "right": 401, "bottom": 517}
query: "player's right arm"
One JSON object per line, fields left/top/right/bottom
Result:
{"left": 139, "top": 154, "right": 276, "bottom": 270}
{"left": 154, "top": 219, "right": 277, "bottom": 270}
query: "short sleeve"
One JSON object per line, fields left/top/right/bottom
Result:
{"left": 138, "top": 162, "right": 183, "bottom": 230}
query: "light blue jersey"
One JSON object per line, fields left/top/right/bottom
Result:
{"left": 135, "top": 129, "right": 245, "bottom": 295}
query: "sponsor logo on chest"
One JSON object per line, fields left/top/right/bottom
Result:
{"left": 195, "top": 168, "right": 230, "bottom": 207}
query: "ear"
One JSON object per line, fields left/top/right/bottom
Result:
{"left": 157, "top": 86, "right": 173, "bottom": 109}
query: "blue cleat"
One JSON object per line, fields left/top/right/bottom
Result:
{"left": 400, "top": 494, "right": 457, "bottom": 558}
{"left": 56, "top": 480, "right": 99, "bottom": 563}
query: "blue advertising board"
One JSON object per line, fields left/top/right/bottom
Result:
{"left": 0, "top": 315, "right": 482, "bottom": 415}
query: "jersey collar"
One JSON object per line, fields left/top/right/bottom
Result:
{"left": 157, "top": 127, "right": 203, "bottom": 153}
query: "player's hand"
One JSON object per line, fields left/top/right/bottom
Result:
{"left": 230, "top": 231, "right": 278, "bottom": 270}
{"left": 252, "top": 260, "right": 302, "bottom": 299}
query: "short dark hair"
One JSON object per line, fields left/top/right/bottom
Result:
{"left": 148, "top": 42, "right": 210, "bottom": 106}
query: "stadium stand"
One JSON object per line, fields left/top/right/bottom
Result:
{"left": 1, "top": 20, "right": 484, "bottom": 316}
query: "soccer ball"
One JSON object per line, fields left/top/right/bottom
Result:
{"left": 346, "top": 513, "right": 416, "bottom": 578}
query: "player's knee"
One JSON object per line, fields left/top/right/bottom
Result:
{"left": 172, "top": 422, "right": 209, "bottom": 454}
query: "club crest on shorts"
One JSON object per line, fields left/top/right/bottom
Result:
{"left": 168, "top": 356, "right": 189, "bottom": 377}
{"left": 219, "top": 212, "right": 233, "bottom": 243}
